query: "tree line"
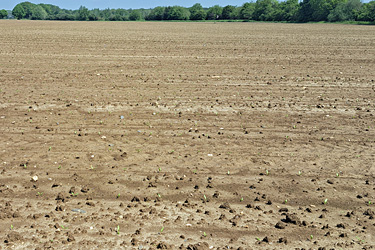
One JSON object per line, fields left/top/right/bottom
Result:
{"left": 2, "top": 0, "right": 375, "bottom": 22}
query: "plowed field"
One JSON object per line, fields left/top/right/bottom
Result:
{"left": 0, "top": 20, "right": 375, "bottom": 249}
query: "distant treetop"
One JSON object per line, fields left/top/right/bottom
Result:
{"left": 8, "top": 1, "right": 375, "bottom": 22}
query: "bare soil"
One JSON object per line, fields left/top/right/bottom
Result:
{"left": 0, "top": 20, "right": 375, "bottom": 249}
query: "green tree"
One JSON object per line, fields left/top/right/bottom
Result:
{"left": 77, "top": 6, "right": 89, "bottom": 20}
{"left": 240, "top": 2, "right": 256, "bottom": 20}
{"left": 0, "top": 9, "right": 7, "bottom": 19}
{"left": 222, "top": 5, "right": 236, "bottom": 19}
{"left": 39, "top": 4, "right": 60, "bottom": 16}
{"left": 309, "top": 0, "right": 346, "bottom": 21}
{"left": 206, "top": 5, "right": 223, "bottom": 20}
{"left": 138, "top": 8, "right": 151, "bottom": 20}
{"left": 100, "top": 8, "right": 112, "bottom": 20}
{"left": 108, "top": 14, "right": 120, "bottom": 21}
{"left": 297, "top": 0, "right": 314, "bottom": 22}
{"left": 164, "top": 6, "right": 190, "bottom": 20}
{"left": 39, "top": 4, "right": 61, "bottom": 19}
{"left": 232, "top": 7, "right": 242, "bottom": 19}
{"left": 12, "top": 4, "right": 26, "bottom": 19}
{"left": 146, "top": 6, "right": 165, "bottom": 20}
{"left": 189, "top": 3, "right": 206, "bottom": 20}
{"left": 328, "top": 0, "right": 362, "bottom": 21}
{"left": 21, "top": 2, "right": 35, "bottom": 19}
{"left": 88, "top": 9, "right": 100, "bottom": 21}
{"left": 129, "top": 10, "right": 142, "bottom": 20}
{"left": 274, "top": 0, "right": 300, "bottom": 21}
{"left": 254, "top": 0, "right": 279, "bottom": 21}
{"left": 55, "top": 10, "right": 75, "bottom": 20}
{"left": 31, "top": 5, "right": 48, "bottom": 20}
{"left": 115, "top": 8, "right": 129, "bottom": 20}
{"left": 357, "top": 1, "right": 375, "bottom": 21}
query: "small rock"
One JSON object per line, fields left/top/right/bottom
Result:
{"left": 67, "top": 233, "right": 75, "bottom": 242}
{"left": 187, "top": 242, "right": 209, "bottom": 250}
{"left": 81, "top": 186, "right": 90, "bottom": 193}
{"left": 327, "top": 179, "right": 334, "bottom": 184}
{"left": 364, "top": 209, "right": 374, "bottom": 218}
{"left": 131, "top": 238, "right": 138, "bottom": 245}
{"left": 246, "top": 204, "right": 253, "bottom": 208}
{"left": 219, "top": 202, "right": 231, "bottom": 210}
{"left": 284, "top": 213, "right": 301, "bottom": 225}
{"left": 218, "top": 214, "right": 226, "bottom": 220}
{"left": 56, "top": 192, "right": 66, "bottom": 202}
{"left": 131, "top": 196, "right": 140, "bottom": 202}
{"left": 156, "top": 242, "right": 171, "bottom": 249}
{"left": 275, "top": 222, "right": 286, "bottom": 229}
{"left": 278, "top": 237, "right": 288, "bottom": 244}
{"left": 213, "top": 191, "right": 220, "bottom": 198}
{"left": 339, "top": 233, "right": 347, "bottom": 238}
{"left": 86, "top": 201, "right": 95, "bottom": 207}
{"left": 55, "top": 205, "right": 65, "bottom": 211}
{"left": 336, "top": 223, "right": 345, "bottom": 229}
{"left": 262, "top": 236, "right": 270, "bottom": 243}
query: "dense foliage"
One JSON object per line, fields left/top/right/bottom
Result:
{"left": 0, "top": 9, "right": 8, "bottom": 19}
{"left": 8, "top": 1, "right": 375, "bottom": 22}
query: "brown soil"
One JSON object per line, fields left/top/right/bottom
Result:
{"left": 0, "top": 20, "right": 375, "bottom": 249}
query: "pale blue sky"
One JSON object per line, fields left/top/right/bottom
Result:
{"left": 2, "top": 0, "right": 251, "bottom": 10}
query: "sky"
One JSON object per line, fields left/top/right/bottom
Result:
{"left": 1, "top": 0, "right": 251, "bottom": 10}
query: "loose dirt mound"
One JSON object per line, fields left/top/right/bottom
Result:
{"left": 0, "top": 20, "right": 374, "bottom": 249}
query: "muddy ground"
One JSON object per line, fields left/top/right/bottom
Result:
{"left": 0, "top": 20, "right": 375, "bottom": 249}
